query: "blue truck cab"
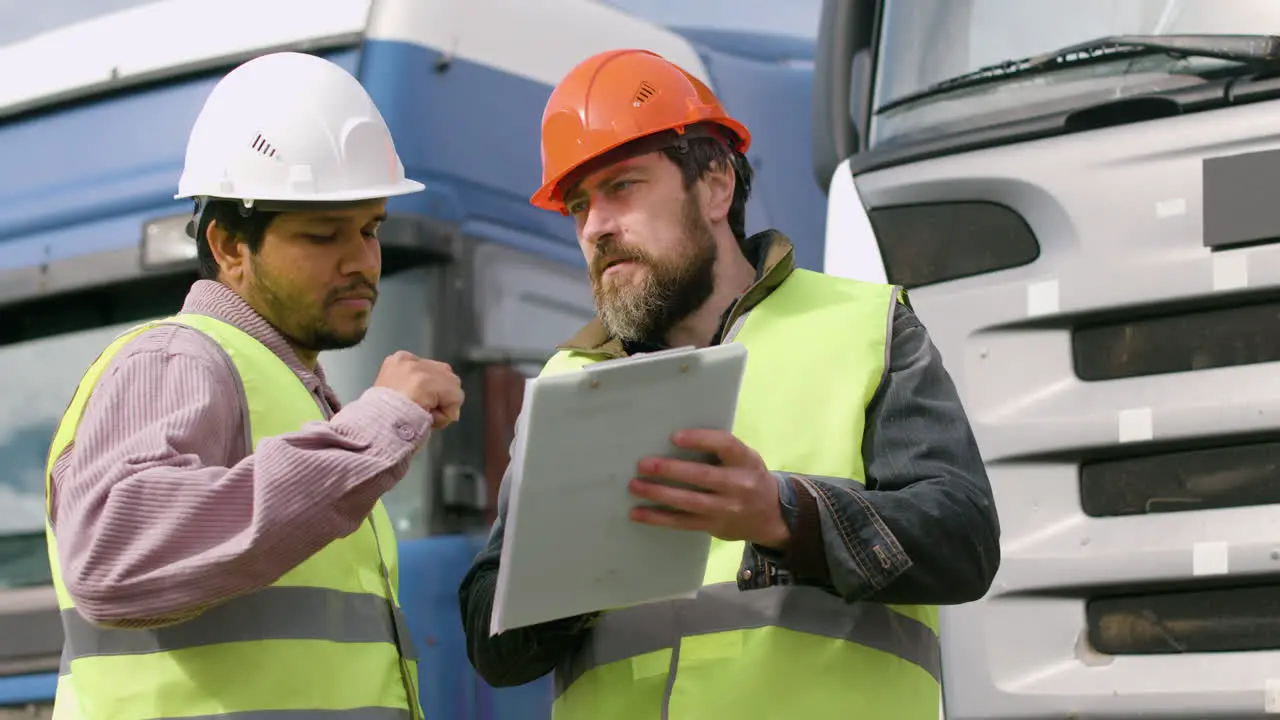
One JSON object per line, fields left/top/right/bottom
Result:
{"left": 0, "top": 1, "right": 823, "bottom": 717}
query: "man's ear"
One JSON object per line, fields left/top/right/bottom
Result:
{"left": 700, "top": 159, "right": 736, "bottom": 224}
{"left": 206, "top": 220, "right": 248, "bottom": 283}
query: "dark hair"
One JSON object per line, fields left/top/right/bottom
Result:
{"left": 661, "top": 134, "right": 754, "bottom": 244}
{"left": 194, "top": 200, "right": 281, "bottom": 280}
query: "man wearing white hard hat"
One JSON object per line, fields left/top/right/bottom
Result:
{"left": 39, "top": 51, "right": 455, "bottom": 720}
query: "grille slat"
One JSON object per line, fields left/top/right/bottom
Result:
{"left": 1090, "top": 584, "right": 1280, "bottom": 654}
{"left": 1073, "top": 299, "right": 1280, "bottom": 381}
{"left": 1081, "top": 440, "right": 1280, "bottom": 517}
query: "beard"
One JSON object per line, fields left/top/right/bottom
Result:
{"left": 247, "top": 255, "right": 377, "bottom": 353}
{"left": 589, "top": 192, "right": 717, "bottom": 344}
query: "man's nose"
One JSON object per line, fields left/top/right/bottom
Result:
{"left": 581, "top": 202, "right": 621, "bottom": 249}
{"left": 338, "top": 230, "right": 380, "bottom": 278}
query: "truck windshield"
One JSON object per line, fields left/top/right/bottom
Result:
{"left": 869, "top": 0, "right": 1280, "bottom": 149}
{"left": 0, "top": 322, "right": 143, "bottom": 589}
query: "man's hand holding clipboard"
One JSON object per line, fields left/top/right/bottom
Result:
{"left": 628, "top": 429, "right": 791, "bottom": 550}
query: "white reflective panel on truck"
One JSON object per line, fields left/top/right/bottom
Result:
{"left": 0, "top": 0, "right": 371, "bottom": 118}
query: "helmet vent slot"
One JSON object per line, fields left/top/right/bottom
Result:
{"left": 633, "top": 81, "right": 657, "bottom": 106}
{"left": 250, "top": 132, "right": 280, "bottom": 160}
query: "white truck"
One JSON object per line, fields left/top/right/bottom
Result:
{"left": 815, "top": 0, "right": 1280, "bottom": 718}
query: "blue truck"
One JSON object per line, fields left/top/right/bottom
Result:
{"left": 0, "top": 0, "right": 824, "bottom": 717}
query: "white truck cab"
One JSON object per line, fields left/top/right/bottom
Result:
{"left": 814, "top": 1, "right": 1280, "bottom": 718}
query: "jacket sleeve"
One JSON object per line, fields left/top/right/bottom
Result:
{"left": 49, "top": 326, "right": 434, "bottom": 627}
{"left": 757, "top": 300, "right": 1001, "bottom": 605}
{"left": 457, "top": 428, "right": 595, "bottom": 687}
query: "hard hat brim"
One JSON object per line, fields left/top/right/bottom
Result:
{"left": 174, "top": 177, "right": 426, "bottom": 203}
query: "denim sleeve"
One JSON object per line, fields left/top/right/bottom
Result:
{"left": 755, "top": 300, "right": 1001, "bottom": 606}
{"left": 457, "top": 428, "right": 595, "bottom": 687}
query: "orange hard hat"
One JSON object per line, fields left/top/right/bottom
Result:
{"left": 530, "top": 48, "right": 752, "bottom": 214}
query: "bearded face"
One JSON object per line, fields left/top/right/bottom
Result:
{"left": 588, "top": 190, "right": 717, "bottom": 343}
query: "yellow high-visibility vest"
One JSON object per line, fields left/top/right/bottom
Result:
{"left": 43, "top": 312, "right": 421, "bottom": 720}
{"left": 544, "top": 268, "right": 941, "bottom": 720}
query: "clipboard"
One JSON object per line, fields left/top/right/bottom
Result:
{"left": 490, "top": 342, "right": 749, "bottom": 636}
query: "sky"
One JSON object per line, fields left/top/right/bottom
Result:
{"left": 0, "top": 0, "right": 822, "bottom": 47}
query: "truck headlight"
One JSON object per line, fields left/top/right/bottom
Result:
{"left": 140, "top": 213, "right": 198, "bottom": 270}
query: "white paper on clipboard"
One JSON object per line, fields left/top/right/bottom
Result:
{"left": 490, "top": 342, "right": 749, "bottom": 636}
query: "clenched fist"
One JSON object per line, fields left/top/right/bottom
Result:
{"left": 374, "top": 351, "right": 464, "bottom": 429}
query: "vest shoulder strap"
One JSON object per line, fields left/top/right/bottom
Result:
{"left": 785, "top": 267, "right": 903, "bottom": 301}
{"left": 540, "top": 349, "right": 608, "bottom": 376}
{"left": 170, "top": 312, "right": 296, "bottom": 382}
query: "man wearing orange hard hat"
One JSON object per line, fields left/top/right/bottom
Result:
{"left": 459, "top": 48, "right": 999, "bottom": 720}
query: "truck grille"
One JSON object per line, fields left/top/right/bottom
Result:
{"left": 1089, "top": 583, "right": 1280, "bottom": 654}
{"left": 1080, "top": 439, "right": 1280, "bottom": 517}
{"left": 1073, "top": 297, "right": 1280, "bottom": 381}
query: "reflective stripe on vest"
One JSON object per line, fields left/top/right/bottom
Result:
{"left": 43, "top": 312, "right": 421, "bottom": 720}
{"left": 57, "top": 585, "right": 417, "bottom": 661}
{"left": 555, "top": 582, "right": 942, "bottom": 694}
{"left": 545, "top": 269, "right": 942, "bottom": 720}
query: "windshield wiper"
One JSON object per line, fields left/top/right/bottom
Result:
{"left": 877, "top": 34, "right": 1280, "bottom": 114}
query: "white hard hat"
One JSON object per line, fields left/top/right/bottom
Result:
{"left": 175, "top": 51, "right": 424, "bottom": 205}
